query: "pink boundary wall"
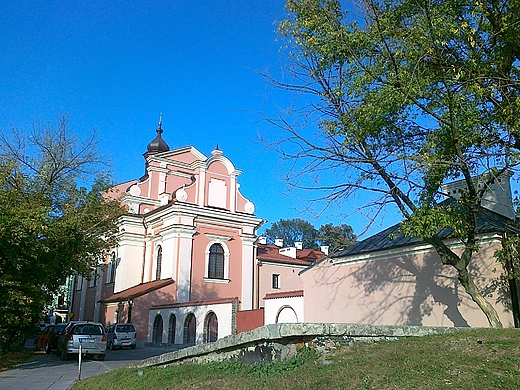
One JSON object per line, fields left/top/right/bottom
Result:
{"left": 301, "top": 238, "right": 515, "bottom": 328}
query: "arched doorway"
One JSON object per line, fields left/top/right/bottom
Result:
{"left": 203, "top": 312, "right": 218, "bottom": 343}
{"left": 168, "top": 314, "right": 176, "bottom": 344}
{"left": 183, "top": 313, "right": 196, "bottom": 345}
{"left": 276, "top": 306, "right": 298, "bottom": 324}
{"left": 152, "top": 314, "right": 163, "bottom": 345}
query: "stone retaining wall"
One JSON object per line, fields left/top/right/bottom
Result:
{"left": 131, "top": 323, "right": 457, "bottom": 368}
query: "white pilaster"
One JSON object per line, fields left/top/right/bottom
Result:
{"left": 240, "top": 236, "right": 256, "bottom": 310}
{"left": 175, "top": 227, "right": 196, "bottom": 302}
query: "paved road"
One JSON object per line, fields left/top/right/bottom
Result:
{"left": 0, "top": 340, "right": 180, "bottom": 390}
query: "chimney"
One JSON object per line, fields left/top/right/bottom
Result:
{"left": 295, "top": 241, "right": 303, "bottom": 250}
{"left": 320, "top": 246, "right": 329, "bottom": 256}
{"left": 279, "top": 247, "right": 297, "bottom": 258}
{"left": 275, "top": 238, "right": 284, "bottom": 247}
{"left": 257, "top": 236, "right": 267, "bottom": 245}
{"left": 441, "top": 170, "right": 514, "bottom": 220}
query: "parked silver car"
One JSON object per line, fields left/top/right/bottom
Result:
{"left": 57, "top": 322, "right": 106, "bottom": 360}
{"left": 105, "top": 323, "right": 137, "bottom": 350}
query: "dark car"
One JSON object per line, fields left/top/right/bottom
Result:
{"left": 57, "top": 322, "right": 106, "bottom": 360}
{"left": 34, "top": 323, "right": 67, "bottom": 354}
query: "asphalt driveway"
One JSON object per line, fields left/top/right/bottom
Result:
{"left": 0, "top": 340, "right": 180, "bottom": 390}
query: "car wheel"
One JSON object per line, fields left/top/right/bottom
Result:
{"left": 45, "top": 341, "right": 52, "bottom": 354}
{"left": 98, "top": 354, "right": 106, "bottom": 361}
{"left": 131, "top": 345, "right": 136, "bottom": 350}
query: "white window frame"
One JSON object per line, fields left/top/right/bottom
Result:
{"left": 89, "top": 268, "right": 98, "bottom": 288}
{"left": 204, "top": 240, "right": 230, "bottom": 283}
{"left": 155, "top": 245, "right": 163, "bottom": 281}
{"left": 76, "top": 275, "right": 83, "bottom": 290}
{"left": 272, "top": 274, "right": 280, "bottom": 289}
{"left": 106, "top": 252, "right": 117, "bottom": 284}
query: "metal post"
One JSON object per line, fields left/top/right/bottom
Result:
{"left": 78, "top": 343, "right": 82, "bottom": 381}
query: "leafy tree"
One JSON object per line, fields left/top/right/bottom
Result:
{"left": 0, "top": 117, "right": 125, "bottom": 350}
{"left": 318, "top": 223, "right": 356, "bottom": 253}
{"left": 264, "top": 218, "right": 356, "bottom": 253}
{"left": 266, "top": 0, "right": 520, "bottom": 327}
{"left": 264, "top": 218, "right": 319, "bottom": 249}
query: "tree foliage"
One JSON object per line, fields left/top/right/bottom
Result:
{"left": 267, "top": 0, "right": 520, "bottom": 327}
{"left": 264, "top": 218, "right": 319, "bottom": 249}
{"left": 0, "top": 117, "right": 125, "bottom": 350}
{"left": 317, "top": 223, "right": 356, "bottom": 253}
{"left": 264, "top": 218, "right": 356, "bottom": 253}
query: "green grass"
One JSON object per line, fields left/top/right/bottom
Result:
{"left": 72, "top": 328, "right": 520, "bottom": 390}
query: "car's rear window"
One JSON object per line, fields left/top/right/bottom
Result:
{"left": 73, "top": 324, "right": 103, "bottom": 335}
{"left": 116, "top": 324, "right": 135, "bottom": 333}
{"left": 56, "top": 324, "right": 67, "bottom": 332}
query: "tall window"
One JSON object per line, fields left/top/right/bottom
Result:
{"left": 272, "top": 274, "right": 280, "bottom": 289}
{"left": 89, "top": 269, "right": 97, "bottom": 287}
{"left": 208, "top": 244, "right": 224, "bottom": 279}
{"left": 156, "top": 246, "right": 162, "bottom": 280}
{"left": 76, "top": 275, "right": 83, "bottom": 291}
{"left": 106, "top": 252, "right": 116, "bottom": 284}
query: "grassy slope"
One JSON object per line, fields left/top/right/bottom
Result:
{"left": 72, "top": 328, "right": 520, "bottom": 390}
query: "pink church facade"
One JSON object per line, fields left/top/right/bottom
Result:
{"left": 70, "top": 121, "right": 264, "bottom": 345}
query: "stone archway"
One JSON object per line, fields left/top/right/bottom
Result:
{"left": 168, "top": 314, "right": 176, "bottom": 344}
{"left": 203, "top": 311, "right": 218, "bottom": 343}
{"left": 275, "top": 305, "right": 298, "bottom": 324}
{"left": 152, "top": 314, "right": 163, "bottom": 345}
{"left": 183, "top": 313, "right": 196, "bottom": 345}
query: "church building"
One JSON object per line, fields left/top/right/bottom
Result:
{"left": 70, "top": 119, "right": 264, "bottom": 346}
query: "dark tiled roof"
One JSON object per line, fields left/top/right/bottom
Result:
{"left": 333, "top": 206, "right": 518, "bottom": 258}
{"left": 100, "top": 279, "right": 174, "bottom": 303}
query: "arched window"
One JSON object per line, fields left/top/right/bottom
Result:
{"left": 208, "top": 244, "right": 224, "bottom": 279}
{"left": 106, "top": 252, "right": 116, "bottom": 284}
{"left": 110, "top": 252, "right": 116, "bottom": 283}
{"left": 155, "top": 246, "right": 162, "bottom": 280}
{"left": 183, "top": 313, "right": 196, "bottom": 345}
{"left": 152, "top": 314, "right": 163, "bottom": 345}
{"left": 203, "top": 312, "right": 218, "bottom": 343}
{"left": 168, "top": 314, "right": 176, "bottom": 345}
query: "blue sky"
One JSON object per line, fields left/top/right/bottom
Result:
{"left": 0, "top": 0, "right": 397, "bottom": 237}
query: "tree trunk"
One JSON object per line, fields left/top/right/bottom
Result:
{"left": 457, "top": 267, "right": 503, "bottom": 328}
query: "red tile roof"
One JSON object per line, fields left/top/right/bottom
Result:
{"left": 257, "top": 244, "right": 326, "bottom": 266}
{"left": 264, "top": 290, "right": 304, "bottom": 299}
{"left": 99, "top": 279, "right": 174, "bottom": 303}
{"left": 297, "top": 249, "right": 326, "bottom": 261}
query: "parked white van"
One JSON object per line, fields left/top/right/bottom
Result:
{"left": 105, "top": 323, "right": 137, "bottom": 350}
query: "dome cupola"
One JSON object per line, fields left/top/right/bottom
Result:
{"left": 146, "top": 114, "right": 170, "bottom": 155}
